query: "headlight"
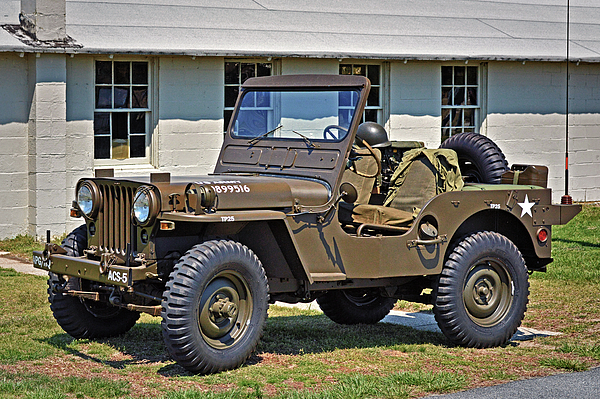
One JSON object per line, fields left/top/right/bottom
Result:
{"left": 77, "top": 181, "right": 100, "bottom": 218}
{"left": 133, "top": 186, "right": 159, "bottom": 226}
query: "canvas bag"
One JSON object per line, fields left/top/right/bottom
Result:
{"left": 383, "top": 148, "right": 463, "bottom": 213}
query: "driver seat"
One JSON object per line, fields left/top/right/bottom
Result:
{"left": 338, "top": 148, "right": 414, "bottom": 229}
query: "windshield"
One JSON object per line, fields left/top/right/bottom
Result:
{"left": 231, "top": 89, "right": 361, "bottom": 143}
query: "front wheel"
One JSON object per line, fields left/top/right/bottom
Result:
{"left": 317, "top": 289, "right": 395, "bottom": 325}
{"left": 161, "top": 240, "right": 269, "bottom": 374}
{"left": 434, "top": 231, "right": 529, "bottom": 348}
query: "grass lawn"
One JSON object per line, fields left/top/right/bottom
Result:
{"left": 0, "top": 205, "right": 599, "bottom": 398}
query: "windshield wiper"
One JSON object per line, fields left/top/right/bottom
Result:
{"left": 291, "top": 130, "right": 318, "bottom": 148}
{"left": 247, "top": 124, "right": 318, "bottom": 148}
{"left": 247, "top": 124, "right": 283, "bottom": 146}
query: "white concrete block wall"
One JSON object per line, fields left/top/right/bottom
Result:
{"left": 158, "top": 56, "right": 224, "bottom": 175}
{"left": 28, "top": 54, "right": 68, "bottom": 238}
{"left": 389, "top": 61, "right": 440, "bottom": 149}
{"left": 65, "top": 55, "right": 95, "bottom": 233}
{"left": 486, "top": 62, "right": 600, "bottom": 203}
{"left": 0, "top": 54, "right": 30, "bottom": 239}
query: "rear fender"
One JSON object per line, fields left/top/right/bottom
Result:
{"left": 450, "top": 209, "right": 542, "bottom": 271}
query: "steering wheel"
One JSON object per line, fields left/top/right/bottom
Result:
{"left": 350, "top": 139, "right": 382, "bottom": 178}
{"left": 323, "top": 125, "right": 348, "bottom": 140}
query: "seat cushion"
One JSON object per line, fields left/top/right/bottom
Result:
{"left": 339, "top": 203, "right": 414, "bottom": 227}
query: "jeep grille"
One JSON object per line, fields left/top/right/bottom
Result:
{"left": 98, "top": 183, "right": 134, "bottom": 255}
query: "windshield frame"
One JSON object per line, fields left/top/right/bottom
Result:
{"left": 216, "top": 75, "right": 371, "bottom": 200}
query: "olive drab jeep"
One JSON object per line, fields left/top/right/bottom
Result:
{"left": 34, "top": 74, "right": 581, "bottom": 374}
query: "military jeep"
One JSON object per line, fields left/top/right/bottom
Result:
{"left": 34, "top": 74, "right": 581, "bottom": 374}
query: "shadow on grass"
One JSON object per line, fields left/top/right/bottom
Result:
{"left": 259, "top": 313, "right": 447, "bottom": 356}
{"left": 553, "top": 238, "right": 600, "bottom": 249}
{"left": 40, "top": 322, "right": 169, "bottom": 370}
{"left": 42, "top": 313, "right": 448, "bottom": 376}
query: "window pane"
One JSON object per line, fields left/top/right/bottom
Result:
{"left": 467, "top": 66, "right": 478, "bottom": 85}
{"left": 225, "top": 86, "right": 239, "bottom": 108}
{"left": 365, "top": 109, "right": 378, "bottom": 122}
{"left": 94, "top": 136, "right": 110, "bottom": 159}
{"left": 114, "top": 87, "right": 130, "bottom": 108}
{"left": 130, "top": 112, "right": 145, "bottom": 133}
{"left": 441, "top": 87, "right": 451, "bottom": 106}
{"left": 96, "top": 61, "right": 112, "bottom": 84}
{"left": 367, "top": 87, "right": 380, "bottom": 107}
{"left": 338, "top": 109, "right": 353, "bottom": 129}
{"left": 339, "top": 64, "right": 352, "bottom": 75}
{"left": 453, "top": 87, "right": 465, "bottom": 106}
{"left": 464, "top": 109, "right": 475, "bottom": 127}
{"left": 112, "top": 139, "right": 128, "bottom": 160}
{"left": 112, "top": 112, "right": 128, "bottom": 140}
{"left": 467, "top": 87, "right": 477, "bottom": 105}
{"left": 452, "top": 109, "right": 463, "bottom": 127}
{"left": 441, "top": 109, "right": 451, "bottom": 127}
{"left": 132, "top": 62, "right": 148, "bottom": 84}
{"left": 240, "top": 63, "right": 255, "bottom": 83}
{"left": 441, "top": 128, "right": 451, "bottom": 142}
{"left": 256, "top": 91, "right": 270, "bottom": 107}
{"left": 367, "top": 65, "right": 380, "bottom": 85}
{"left": 242, "top": 92, "right": 255, "bottom": 107}
{"left": 257, "top": 63, "right": 272, "bottom": 77}
{"left": 130, "top": 135, "right": 145, "bottom": 158}
{"left": 94, "top": 112, "right": 110, "bottom": 134}
{"left": 339, "top": 91, "right": 352, "bottom": 106}
{"left": 352, "top": 65, "right": 365, "bottom": 76}
{"left": 95, "top": 87, "right": 112, "bottom": 108}
{"left": 454, "top": 67, "right": 465, "bottom": 85}
{"left": 237, "top": 109, "right": 267, "bottom": 136}
{"left": 442, "top": 66, "right": 452, "bottom": 85}
{"left": 114, "top": 62, "right": 130, "bottom": 84}
{"left": 132, "top": 87, "right": 148, "bottom": 108}
{"left": 225, "top": 62, "right": 239, "bottom": 84}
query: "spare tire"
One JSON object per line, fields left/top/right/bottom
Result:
{"left": 440, "top": 132, "right": 509, "bottom": 184}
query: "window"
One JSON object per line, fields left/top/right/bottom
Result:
{"left": 94, "top": 60, "right": 150, "bottom": 160}
{"left": 441, "top": 66, "right": 479, "bottom": 142}
{"left": 339, "top": 64, "right": 381, "bottom": 123}
{"left": 224, "top": 61, "right": 272, "bottom": 131}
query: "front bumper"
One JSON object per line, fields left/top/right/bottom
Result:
{"left": 33, "top": 250, "right": 150, "bottom": 288}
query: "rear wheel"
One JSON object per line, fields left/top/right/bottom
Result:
{"left": 317, "top": 289, "right": 395, "bottom": 325}
{"left": 440, "top": 132, "right": 509, "bottom": 183}
{"left": 434, "top": 231, "right": 529, "bottom": 348}
{"left": 48, "top": 225, "right": 140, "bottom": 339}
{"left": 161, "top": 240, "right": 269, "bottom": 374}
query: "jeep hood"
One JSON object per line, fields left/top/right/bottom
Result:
{"left": 145, "top": 175, "right": 331, "bottom": 211}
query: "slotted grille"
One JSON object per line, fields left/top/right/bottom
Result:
{"left": 98, "top": 183, "right": 133, "bottom": 255}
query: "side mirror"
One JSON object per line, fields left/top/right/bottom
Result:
{"left": 339, "top": 182, "right": 358, "bottom": 203}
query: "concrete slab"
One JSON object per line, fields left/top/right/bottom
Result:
{"left": 274, "top": 301, "right": 560, "bottom": 342}
{"left": 0, "top": 254, "right": 47, "bottom": 276}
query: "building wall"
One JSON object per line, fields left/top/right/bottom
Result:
{"left": 0, "top": 53, "right": 30, "bottom": 239}
{"left": 157, "top": 56, "right": 223, "bottom": 175}
{"left": 0, "top": 55, "right": 599, "bottom": 239}
{"left": 486, "top": 62, "right": 600, "bottom": 203}
{"left": 388, "top": 61, "right": 440, "bottom": 148}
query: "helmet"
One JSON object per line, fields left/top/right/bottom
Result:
{"left": 355, "top": 122, "right": 390, "bottom": 148}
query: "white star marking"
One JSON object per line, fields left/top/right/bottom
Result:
{"left": 518, "top": 194, "right": 535, "bottom": 218}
